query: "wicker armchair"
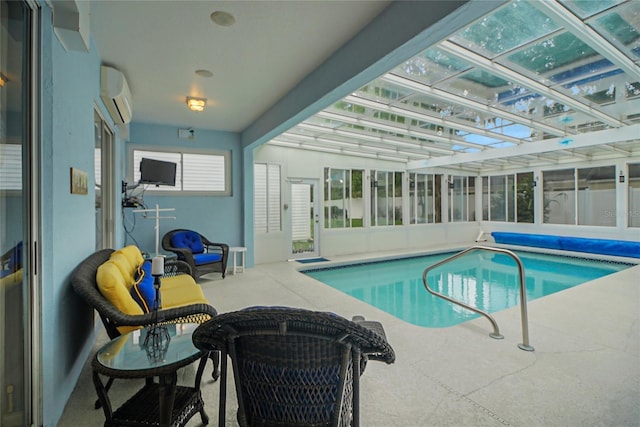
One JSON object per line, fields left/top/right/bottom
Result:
{"left": 70, "top": 249, "right": 220, "bottom": 380}
{"left": 192, "top": 306, "right": 396, "bottom": 427}
{"left": 162, "top": 229, "right": 229, "bottom": 279}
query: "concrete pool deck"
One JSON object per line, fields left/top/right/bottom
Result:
{"left": 59, "top": 248, "right": 640, "bottom": 426}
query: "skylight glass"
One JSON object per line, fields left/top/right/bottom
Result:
{"left": 449, "top": 0, "right": 560, "bottom": 57}
{"left": 590, "top": 3, "right": 640, "bottom": 59}
{"left": 559, "top": 0, "right": 626, "bottom": 19}
{"left": 506, "top": 31, "right": 601, "bottom": 79}
{"left": 393, "top": 48, "right": 471, "bottom": 85}
{"left": 268, "top": 0, "right": 640, "bottom": 171}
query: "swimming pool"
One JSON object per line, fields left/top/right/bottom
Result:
{"left": 302, "top": 250, "right": 632, "bottom": 327}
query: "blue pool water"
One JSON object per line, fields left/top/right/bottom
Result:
{"left": 303, "top": 251, "right": 632, "bottom": 327}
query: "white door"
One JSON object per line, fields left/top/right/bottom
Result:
{"left": 289, "top": 180, "right": 319, "bottom": 259}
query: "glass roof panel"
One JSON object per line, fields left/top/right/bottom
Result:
{"left": 272, "top": 0, "right": 639, "bottom": 170}
{"left": 559, "top": 0, "right": 626, "bottom": 19}
{"left": 434, "top": 68, "right": 507, "bottom": 105}
{"left": 358, "top": 81, "right": 414, "bottom": 102}
{"left": 506, "top": 31, "right": 603, "bottom": 80}
{"left": 449, "top": 0, "right": 560, "bottom": 58}
{"left": 589, "top": 2, "right": 640, "bottom": 59}
{"left": 392, "top": 48, "right": 472, "bottom": 85}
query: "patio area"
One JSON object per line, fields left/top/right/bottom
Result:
{"left": 59, "top": 249, "right": 640, "bottom": 426}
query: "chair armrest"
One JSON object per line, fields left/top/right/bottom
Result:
{"left": 163, "top": 259, "right": 192, "bottom": 277}
{"left": 106, "top": 303, "right": 217, "bottom": 328}
{"left": 200, "top": 235, "right": 228, "bottom": 249}
{"left": 352, "top": 317, "right": 391, "bottom": 363}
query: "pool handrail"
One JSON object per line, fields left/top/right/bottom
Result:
{"left": 422, "top": 245, "right": 534, "bottom": 352}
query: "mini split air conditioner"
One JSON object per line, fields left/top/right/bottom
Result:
{"left": 100, "top": 65, "right": 133, "bottom": 125}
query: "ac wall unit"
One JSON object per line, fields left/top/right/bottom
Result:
{"left": 100, "top": 65, "right": 133, "bottom": 125}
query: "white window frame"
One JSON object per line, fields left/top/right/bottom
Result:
{"left": 129, "top": 147, "right": 231, "bottom": 195}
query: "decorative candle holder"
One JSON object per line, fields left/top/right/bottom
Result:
{"left": 142, "top": 256, "right": 171, "bottom": 362}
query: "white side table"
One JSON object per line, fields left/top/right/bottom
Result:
{"left": 228, "top": 247, "right": 247, "bottom": 275}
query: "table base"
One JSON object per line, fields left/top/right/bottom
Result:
{"left": 106, "top": 382, "right": 207, "bottom": 427}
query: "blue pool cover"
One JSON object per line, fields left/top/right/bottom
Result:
{"left": 491, "top": 232, "right": 640, "bottom": 259}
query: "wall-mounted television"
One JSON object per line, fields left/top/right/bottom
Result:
{"left": 139, "top": 158, "right": 176, "bottom": 186}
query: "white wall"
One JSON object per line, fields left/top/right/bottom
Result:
{"left": 254, "top": 146, "right": 640, "bottom": 264}
{"left": 253, "top": 145, "right": 481, "bottom": 263}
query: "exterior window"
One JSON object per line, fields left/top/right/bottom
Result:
{"left": 0, "top": 144, "right": 21, "bottom": 190}
{"left": 131, "top": 149, "right": 230, "bottom": 194}
{"left": 577, "top": 166, "right": 615, "bottom": 226}
{"left": 371, "top": 170, "right": 403, "bottom": 226}
{"left": 516, "top": 172, "right": 534, "bottom": 223}
{"left": 543, "top": 168, "right": 575, "bottom": 224}
{"left": 482, "top": 173, "right": 533, "bottom": 223}
{"left": 629, "top": 163, "right": 640, "bottom": 227}
{"left": 449, "top": 175, "right": 474, "bottom": 222}
{"left": 409, "top": 173, "right": 442, "bottom": 224}
{"left": 490, "top": 175, "right": 507, "bottom": 221}
{"left": 323, "top": 168, "right": 363, "bottom": 229}
{"left": 254, "top": 163, "right": 281, "bottom": 233}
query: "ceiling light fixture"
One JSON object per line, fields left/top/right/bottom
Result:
{"left": 210, "top": 11, "right": 236, "bottom": 27}
{"left": 186, "top": 97, "right": 207, "bottom": 112}
{"left": 0, "top": 73, "right": 7, "bottom": 87}
{"left": 195, "top": 69, "right": 213, "bottom": 78}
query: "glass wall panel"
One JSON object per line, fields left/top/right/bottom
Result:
{"left": 324, "top": 167, "right": 361, "bottom": 229}
{"left": 516, "top": 172, "right": 534, "bottom": 223}
{"left": 490, "top": 176, "right": 506, "bottom": 221}
{"left": 371, "top": 170, "right": 403, "bottom": 226}
{"left": 543, "top": 169, "right": 575, "bottom": 224}
{"left": 468, "top": 176, "right": 476, "bottom": 222}
{"left": 350, "top": 169, "right": 363, "bottom": 228}
{"left": 577, "top": 166, "right": 615, "bottom": 226}
{"left": 629, "top": 163, "right": 640, "bottom": 227}
{"left": 394, "top": 172, "right": 403, "bottom": 225}
{"left": 1, "top": 2, "right": 30, "bottom": 424}
{"left": 482, "top": 176, "right": 489, "bottom": 221}
{"left": 449, "top": 175, "right": 468, "bottom": 222}
{"left": 507, "top": 175, "right": 515, "bottom": 222}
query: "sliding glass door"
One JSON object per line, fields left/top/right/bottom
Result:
{"left": 0, "top": 1, "right": 37, "bottom": 425}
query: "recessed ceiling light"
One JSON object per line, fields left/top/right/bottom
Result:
{"left": 186, "top": 97, "right": 207, "bottom": 112}
{"left": 195, "top": 69, "right": 213, "bottom": 78}
{"left": 210, "top": 11, "right": 236, "bottom": 27}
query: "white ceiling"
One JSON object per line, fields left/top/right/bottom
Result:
{"left": 90, "top": 0, "right": 390, "bottom": 132}
{"left": 89, "top": 0, "right": 640, "bottom": 172}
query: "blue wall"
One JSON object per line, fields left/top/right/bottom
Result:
{"left": 125, "top": 123, "right": 243, "bottom": 254}
{"left": 39, "top": 4, "right": 125, "bottom": 424}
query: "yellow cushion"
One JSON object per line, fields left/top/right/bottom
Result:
{"left": 112, "top": 245, "right": 144, "bottom": 272}
{"left": 96, "top": 260, "right": 143, "bottom": 334}
{"left": 161, "top": 275, "right": 209, "bottom": 308}
{"left": 0, "top": 268, "right": 22, "bottom": 289}
{"left": 109, "top": 253, "right": 136, "bottom": 286}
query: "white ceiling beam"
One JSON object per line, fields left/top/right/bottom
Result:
{"left": 381, "top": 73, "right": 570, "bottom": 137}
{"left": 291, "top": 123, "right": 455, "bottom": 155}
{"left": 344, "top": 94, "right": 527, "bottom": 145}
{"left": 280, "top": 126, "right": 453, "bottom": 159}
{"left": 438, "top": 40, "right": 624, "bottom": 128}
{"left": 407, "top": 123, "right": 640, "bottom": 169}
{"left": 531, "top": 1, "right": 640, "bottom": 84}
{"left": 317, "top": 110, "right": 487, "bottom": 150}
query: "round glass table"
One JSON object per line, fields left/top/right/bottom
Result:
{"left": 92, "top": 323, "right": 209, "bottom": 427}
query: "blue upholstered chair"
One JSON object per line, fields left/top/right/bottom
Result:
{"left": 162, "top": 229, "right": 229, "bottom": 279}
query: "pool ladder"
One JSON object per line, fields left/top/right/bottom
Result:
{"left": 422, "top": 245, "right": 534, "bottom": 351}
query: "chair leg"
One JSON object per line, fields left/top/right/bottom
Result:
{"left": 210, "top": 351, "right": 220, "bottom": 381}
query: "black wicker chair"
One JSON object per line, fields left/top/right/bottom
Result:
{"left": 192, "top": 306, "right": 396, "bottom": 427}
{"left": 70, "top": 249, "right": 221, "bottom": 390}
{"left": 162, "top": 229, "right": 229, "bottom": 279}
